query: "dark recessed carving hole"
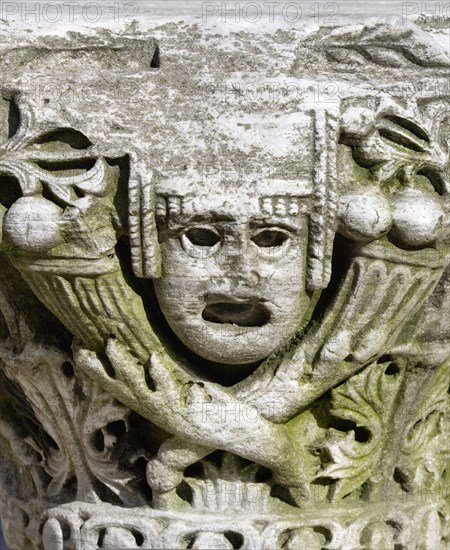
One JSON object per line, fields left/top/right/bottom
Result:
{"left": 0, "top": 174, "right": 22, "bottom": 208}
{"left": 278, "top": 529, "right": 290, "bottom": 548}
{"left": 184, "top": 460, "right": 204, "bottom": 479}
{"left": 417, "top": 168, "right": 445, "bottom": 196}
{"left": 384, "top": 363, "right": 400, "bottom": 376}
{"left": 150, "top": 45, "right": 160, "bottom": 68}
{"left": 61, "top": 523, "right": 71, "bottom": 541}
{"left": 251, "top": 229, "right": 288, "bottom": 247}
{"left": 62, "top": 361, "right": 74, "bottom": 378}
{"left": 377, "top": 355, "right": 392, "bottom": 364}
{"left": 313, "top": 525, "right": 332, "bottom": 543}
{"left": 97, "top": 528, "right": 106, "bottom": 547}
{"left": 354, "top": 426, "right": 371, "bottom": 443}
{"left": 202, "top": 301, "right": 270, "bottom": 327}
{"left": 393, "top": 467, "right": 412, "bottom": 492}
{"left": 93, "top": 429, "right": 105, "bottom": 452}
{"left": 43, "top": 431, "right": 59, "bottom": 450}
{"left": 270, "top": 485, "right": 298, "bottom": 508}
{"left": 133, "top": 456, "right": 153, "bottom": 501}
{"left": 255, "top": 466, "right": 272, "bottom": 483}
{"left": 108, "top": 155, "right": 130, "bottom": 229}
{"left": 378, "top": 128, "right": 426, "bottom": 153}
{"left": 0, "top": 308, "right": 9, "bottom": 341}
{"left": 34, "top": 128, "right": 92, "bottom": 150}
{"left": 21, "top": 511, "right": 30, "bottom": 528}
{"left": 97, "top": 353, "right": 116, "bottom": 379}
{"left": 106, "top": 420, "right": 127, "bottom": 440}
{"left": 224, "top": 531, "right": 244, "bottom": 549}
{"left": 40, "top": 183, "right": 67, "bottom": 210}
{"left": 144, "top": 363, "right": 156, "bottom": 391}
{"left": 7, "top": 96, "right": 20, "bottom": 139}
{"left": 36, "top": 158, "right": 96, "bottom": 172}
{"left": 386, "top": 520, "right": 402, "bottom": 539}
{"left": 204, "top": 450, "right": 222, "bottom": 468}
{"left": 133, "top": 530, "right": 144, "bottom": 546}
{"left": 73, "top": 380, "right": 87, "bottom": 402}
{"left": 349, "top": 147, "right": 375, "bottom": 169}
{"left": 330, "top": 418, "right": 371, "bottom": 443}
{"left": 176, "top": 480, "right": 193, "bottom": 504}
{"left": 384, "top": 115, "right": 430, "bottom": 142}
{"left": 73, "top": 187, "right": 85, "bottom": 199}
{"left": 95, "top": 482, "right": 123, "bottom": 506}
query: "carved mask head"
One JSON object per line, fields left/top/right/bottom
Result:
{"left": 153, "top": 175, "right": 312, "bottom": 365}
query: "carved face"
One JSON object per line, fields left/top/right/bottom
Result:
{"left": 153, "top": 193, "right": 311, "bottom": 365}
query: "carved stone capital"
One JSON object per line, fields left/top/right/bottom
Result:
{"left": 0, "top": 11, "right": 449, "bottom": 550}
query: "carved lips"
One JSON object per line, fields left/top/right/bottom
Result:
{"left": 202, "top": 295, "right": 271, "bottom": 327}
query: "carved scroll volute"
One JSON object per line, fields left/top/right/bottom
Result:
{"left": 0, "top": 98, "right": 120, "bottom": 261}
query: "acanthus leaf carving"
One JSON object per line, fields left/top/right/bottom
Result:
{"left": 398, "top": 359, "right": 450, "bottom": 491}
{"left": 315, "top": 358, "right": 404, "bottom": 500}
{"left": 0, "top": 346, "right": 144, "bottom": 507}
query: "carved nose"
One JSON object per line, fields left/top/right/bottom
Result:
{"left": 219, "top": 235, "right": 262, "bottom": 287}
{"left": 227, "top": 256, "right": 261, "bottom": 287}
{"left": 210, "top": 270, "right": 261, "bottom": 288}
{"left": 247, "top": 270, "right": 261, "bottom": 287}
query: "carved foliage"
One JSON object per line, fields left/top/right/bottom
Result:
{"left": 1, "top": 348, "right": 144, "bottom": 507}
{"left": 398, "top": 359, "right": 450, "bottom": 491}
{"left": 316, "top": 359, "right": 403, "bottom": 500}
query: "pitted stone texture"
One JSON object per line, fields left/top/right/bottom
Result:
{"left": 0, "top": 12, "right": 449, "bottom": 550}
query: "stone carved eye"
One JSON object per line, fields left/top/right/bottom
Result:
{"left": 185, "top": 227, "right": 221, "bottom": 247}
{"left": 251, "top": 228, "right": 289, "bottom": 248}
{"left": 181, "top": 226, "right": 221, "bottom": 258}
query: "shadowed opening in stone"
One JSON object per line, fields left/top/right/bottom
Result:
{"left": 202, "top": 301, "right": 270, "bottom": 327}
{"left": 224, "top": 531, "right": 244, "bottom": 549}
{"left": 150, "top": 44, "right": 160, "bottom": 68}
{"left": 6, "top": 96, "right": 20, "bottom": 139}
{"left": 34, "top": 128, "right": 93, "bottom": 150}
{"left": 0, "top": 174, "right": 21, "bottom": 209}
{"left": 417, "top": 167, "right": 446, "bottom": 195}
{"left": 384, "top": 115, "right": 430, "bottom": 142}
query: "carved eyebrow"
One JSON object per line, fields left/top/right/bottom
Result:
{"left": 174, "top": 213, "right": 236, "bottom": 224}
{"left": 249, "top": 220, "right": 300, "bottom": 232}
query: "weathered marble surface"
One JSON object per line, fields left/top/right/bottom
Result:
{"left": 0, "top": 2, "right": 449, "bottom": 549}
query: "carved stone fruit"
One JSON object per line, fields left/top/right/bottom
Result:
{"left": 3, "top": 196, "right": 64, "bottom": 252}
{"left": 338, "top": 189, "right": 392, "bottom": 241}
{"left": 391, "top": 189, "right": 445, "bottom": 246}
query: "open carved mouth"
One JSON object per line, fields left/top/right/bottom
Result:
{"left": 202, "top": 299, "right": 270, "bottom": 327}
